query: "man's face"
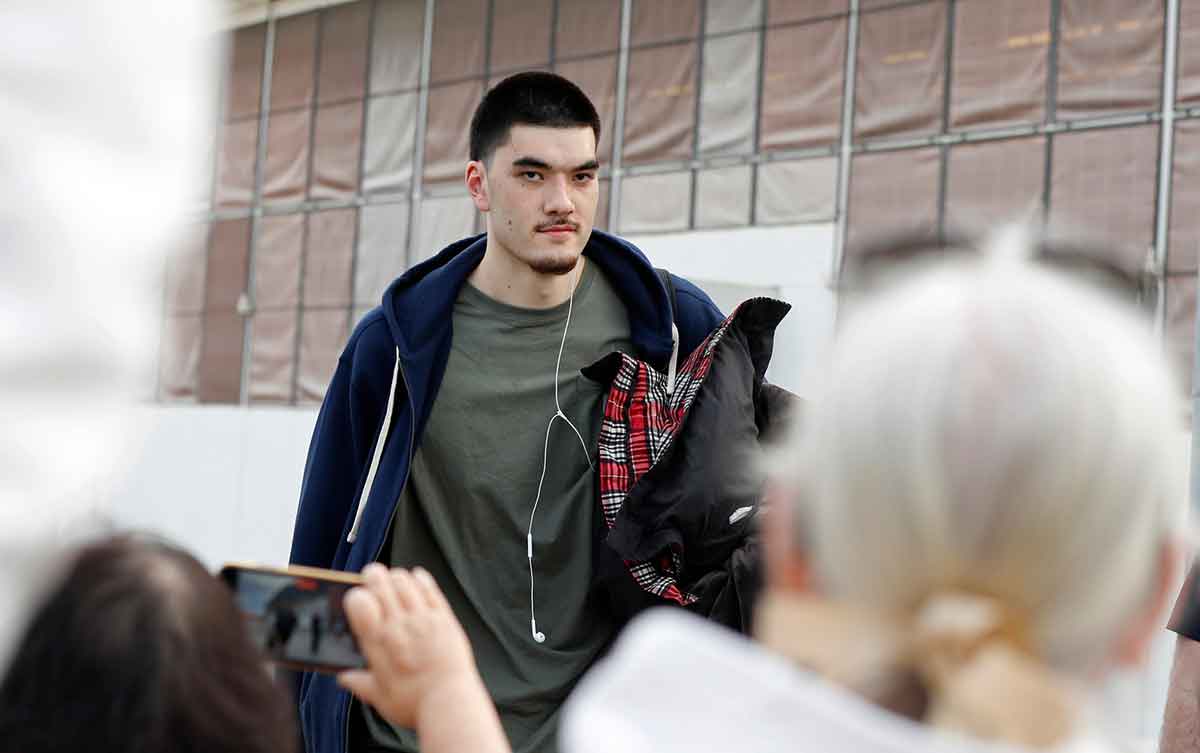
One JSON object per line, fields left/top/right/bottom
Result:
{"left": 474, "top": 124, "right": 599, "bottom": 276}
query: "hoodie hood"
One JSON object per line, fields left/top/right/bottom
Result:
{"left": 381, "top": 230, "right": 677, "bottom": 370}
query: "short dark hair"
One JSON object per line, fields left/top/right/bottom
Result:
{"left": 469, "top": 71, "right": 601, "bottom": 163}
{"left": 0, "top": 534, "right": 296, "bottom": 753}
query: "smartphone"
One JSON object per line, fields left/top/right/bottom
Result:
{"left": 220, "top": 562, "right": 366, "bottom": 674}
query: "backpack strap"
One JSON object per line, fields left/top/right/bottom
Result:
{"left": 655, "top": 267, "right": 681, "bottom": 393}
{"left": 655, "top": 267, "right": 679, "bottom": 326}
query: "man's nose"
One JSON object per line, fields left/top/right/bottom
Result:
{"left": 543, "top": 175, "right": 574, "bottom": 216}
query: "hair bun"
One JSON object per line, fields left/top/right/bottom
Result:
{"left": 911, "top": 591, "right": 1076, "bottom": 748}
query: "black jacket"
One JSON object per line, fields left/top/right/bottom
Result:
{"left": 584, "top": 298, "right": 801, "bottom": 633}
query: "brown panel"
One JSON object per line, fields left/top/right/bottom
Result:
{"left": 1050, "top": 126, "right": 1159, "bottom": 276}
{"left": 755, "top": 158, "right": 838, "bottom": 224}
{"left": 490, "top": 0, "right": 552, "bottom": 73}
{"left": 430, "top": 0, "right": 487, "bottom": 84}
{"left": 299, "top": 310, "right": 350, "bottom": 403}
{"left": 249, "top": 310, "right": 298, "bottom": 404}
{"left": 356, "top": 202, "right": 411, "bottom": 305}
{"left": 311, "top": 102, "right": 365, "bottom": 201}
{"left": 206, "top": 218, "right": 251, "bottom": 311}
{"left": 304, "top": 208, "right": 357, "bottom": 308}
{"left": 595, "top": 178, "right": 610, "bottom": 231}
{"left": 225, "top": 24, "right": 266, "bottom": 120}
{"left": 854, "top": 3, "right": 947, "bottom": 140}
{"left": 159, "top": 315, "right": 203, "bottom": 401}
{"left": 214, "top": 119, "right": 259, "bottom": 209}
{"left": 761, "top": 19, "right": 845, "bottom": 151}
{"left": 254, "top": 214, "right": 304, "bottom": 310}
{"left": 423, "top": 81, "right": 483, "bottom": 185}
{"left": 557, "top": 0, "right": 621, "bottom": 58}
{"left": 487, "top": 67, "right": 553, "bottom": 92}
{"left": 1169, "top": 119, "right": 1200, "bottom": 273}
{"left": 767, "top": 0, "right": 846, "bottom": 24}
{"left": 944, "top": 136, "right": 1046, "bottom": 231}
{"left": 1056, "top": 0, "right": 1163, "bottom": 120}
{"left": 846, "top": 148, "right": 940, "bottom": 254}
{"left": 700, "top": 32, "right": 758, "bottom": 156}
{"left": 364, "top": 92, "right": 418, "bottom": 193}
{"left": 414, "top": 197, "right": 478, "bottom": 260}
{"left": 623, "top": 43, "right": 697, "bottom": 165}
{"left": 1166, "top": 275, "right": 1196, "bottom": 398}
{"left": 197, "top": 313, "right": 245, "bottom": 403}
{"left": 951, "top": 0, "right": 1048, "bottom": 130}
{"left": 1180, "top": 3, "right": 1200, "bottom": 105}
{"left": 695, "top": 165, "right": 752, "bottom": 228}
{"left": 707, "top": 0, "right": 762, "bottom": 34}
{"left": 631, "top": 0, "right": 700, "bottom": 46}
{"left": 618, "top": 172, "right": 691, "bottom": 233}
{"left": 166, "top": 224, "right": 209, "bottom": 315}
{"left": 554, "top": 55, "right": 618, "bottom": 163}
{"left": 371, "top": 0, "right": 425, "bottom": 94}
{"left": 263, "top": 109, "right": 312, "bottom": 203}
{"left": 270, "top": 13, "right": 318, "bottom": 111}
{"left": 318, "top": 1, "right": 370, "bottom": 104}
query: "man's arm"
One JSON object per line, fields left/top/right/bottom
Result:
{"left": 1162, "top": 635, "right": 1200, "bottom": 753}
{"left": 289, "top": 320, "right": 390, "bottom": 569}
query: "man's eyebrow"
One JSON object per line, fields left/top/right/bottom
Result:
{"left": 511, "top": 157, "right": 552, "bottom": 170}
{"left": 510, "top": 157, "right": 600, "bottom": 172}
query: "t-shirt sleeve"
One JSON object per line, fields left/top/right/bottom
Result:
{"left": 1168, "top": 561, "right": 1200, "bottom": 642}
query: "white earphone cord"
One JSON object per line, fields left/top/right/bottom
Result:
{"left": 526, "top": 263, "right": 592, "bottom": 644}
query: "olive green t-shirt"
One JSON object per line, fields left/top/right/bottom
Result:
{"left": 362, "top": 260, "right": 633, "bottom": 753}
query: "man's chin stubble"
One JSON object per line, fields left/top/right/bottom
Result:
{"left": 527, "top": 256, "right": 579, "bottom": 276}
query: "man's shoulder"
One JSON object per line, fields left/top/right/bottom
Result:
{"left": 342, "top": 308, "right": 395, "bottom": 370}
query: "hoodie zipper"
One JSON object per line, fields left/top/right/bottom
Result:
{"left": 342, "top": 357, "right": 417, "bottom": 753}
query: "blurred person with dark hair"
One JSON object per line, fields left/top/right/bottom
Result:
{"left": 289, "top": 71, "right": 732, "bottom": 753}
{"left": 0, "top": 534, "right": 296, "bottom": 753}
{"left": 334, "top": 227, "right": 1183, "bottom": 753}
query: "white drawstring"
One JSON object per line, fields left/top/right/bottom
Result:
{"left": 666, "top": 323, "right": 679, "bottom": 395}
{"left": 347, "top": 346, "right": 401, "bottom": 544}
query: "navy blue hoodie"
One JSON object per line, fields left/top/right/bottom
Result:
{"left": 288, "top": 230, "right": 723, "bottom": 753}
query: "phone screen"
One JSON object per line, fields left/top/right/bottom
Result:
{"left": 220, "top": 565, "right": 365, "bottom": 673}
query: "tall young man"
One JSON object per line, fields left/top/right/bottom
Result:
{"left": 289, "top": 72, "right": 724, "bottom": 753}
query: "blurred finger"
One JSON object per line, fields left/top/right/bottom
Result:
{"left": 344, "top": 588, "right": 400, "bottom": 674}
{"left": 412, "top": 567, "right": 450, "bottom": 611}
{"left": 363, "top": 563, "right": 403, "bottom": 623}
{"left": 343, "top": 587, "right": 382, "bottom": 641}
{"left": 390, "top": 569, "right": 424, "bottom": 613}
{"left": 337, "top": 669, "right": 381, "bottom": 706}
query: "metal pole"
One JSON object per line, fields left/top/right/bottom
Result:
{"left": 1155, "top": 0, "right": 1180, "bottom": 342}
{"left": 406, "top": 0, "right": 437, "bottom": 267}
{"left": 747, "top": 0, "right": 769, "bottom": 224}
{"left": 608, "top": 0, "right": 634, "bottom": 231}
{"left": 829, "top": 0, "right": 860, "bottom": 290}
{"left": 240, "top": 9, "right": 278, "bottom": 405}
{"left": 687, "top": 0, "right": 707, "bottom": 230}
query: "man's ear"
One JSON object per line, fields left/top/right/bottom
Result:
{"left": 466, "top": 160, "right": 490, "bottom": 212}
{"left": 1112, "top": 539, "right": 1181, "bottom": 667}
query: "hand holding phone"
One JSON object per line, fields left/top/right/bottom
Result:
{"left": 338, "top": 564, "right": 498, "bottom": 738}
